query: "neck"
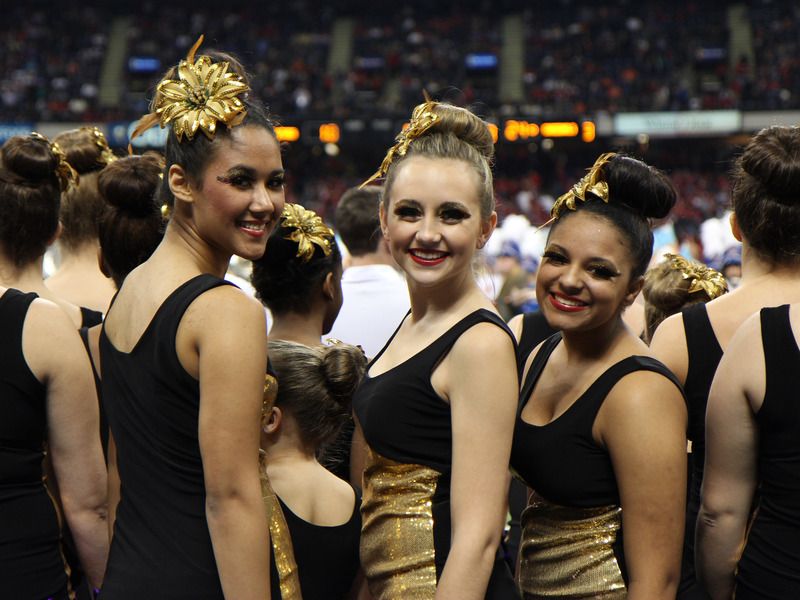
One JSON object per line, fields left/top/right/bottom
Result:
{"left": 740, "top": 244, "right": 800, "bottom": 283}
{"left": 269, "top": 310, "right": 325, "bottom": 346}
{"left": 407, "top": 270, "right": 485, "bottom": 321}
{"left": 154, "top": 219, "right": 232, "bottom": 278}
{"left": 261, "top": 414, "right": 318, "bottom": 467}
{"left": 559, "top": 314, "right": 629, "bottom": 364}
{"left": 0, "top": 256, "right": 47, "bottom": 294}
{"left": 56, "top": 241, "right": 100, "bottom": 268}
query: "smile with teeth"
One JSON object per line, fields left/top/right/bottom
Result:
{"left": 409, "top": 249, "right": 449, "bottom": 265}
{"left": 549, "top": 292, "right": 589, "bottom": 311}
{"left": 238, "top": 221, "right": 266, "bottom": 231}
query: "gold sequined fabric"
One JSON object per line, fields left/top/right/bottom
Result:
{"left": 518, "top": 494, "right": 626, "bottom": 599}
{"left": 360, "top": 448, "right": 441, "bottom": 599}
{"left": 259, "top": 452, "right": 302, "bottom": 600}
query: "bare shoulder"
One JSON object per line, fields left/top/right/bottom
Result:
{"left": 602, "top": 368, "right": 686, "bottom": 426}
{"left": 23, "top": 297, "right": 87, "bottom": 379}
{"left": 448, "top": 319, "right": 516, "bottom": 365}
{"left": 507, "top": 313, "right": 524, "bottom": 343}
{"left": 182, "top": 283, "right": 265, "bottom": 334}
{"left": 648, "top": 311, "right": 689, "bottom": 383}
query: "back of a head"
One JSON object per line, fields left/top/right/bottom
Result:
{"left": 732, "top": 126, "right": 800, "bottom": 263}
{"left": 267, "top": 339, "right": 367, "bottom": 451}
{"left": 54, "top": 127, "right": 117, "bottom": 251}
{"left": 97, "top": 153, "right": 166, "bottom": 288}
{"left": 381, "top": 101, "right": 496, "bottom": 219}
{"left": 0, "top": 134, "right": 66, "bottom": 267}
{"left": 335, "top": 186, "right": 383, "bottom": 256}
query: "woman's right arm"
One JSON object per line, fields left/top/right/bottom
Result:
{"left": 648, "top": 312, "right": 690, "bottom": 383}
{"left": 25, "top": 300, "right": 109, "bottom": 589}
{"left": 187, "top": 286, "right": 271, "bottom": 599}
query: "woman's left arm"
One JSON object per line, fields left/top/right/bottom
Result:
{"left": 600, "top": 371, "right": 687, "bottom": 600}
{"left": 434, "top": 322, "right": 518, "bottom": 600}
{"left": 696, "top": 315, "right": 761, "bottom": 600}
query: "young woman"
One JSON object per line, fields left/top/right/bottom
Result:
{"left": 352, "top": 99, "right": 520, "bottom": 599}
{"left": 261, "top": 339, "right": 366, "bottom": 600}
{"left": 649, "top": 125, "right": 800, "bottom": 598}
{"left": 0, "top": 133, "right": 108, "bottom": 599}
{"left": 698, "top": 302, "right": 800, "bottom": 599}
{"left": 511, "top": 153, "right": 686, "bottom": 599}
{"left": 47, "top": 126, "right": 118, "bottom": 313}
{"left": 99, "top": 39, "right": 283, "bottom": 599}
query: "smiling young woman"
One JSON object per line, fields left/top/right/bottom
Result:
{"left": 511, "top": 153, "right": 686, "bottom": 600}
{"left": 99, "top": 40, "right": 283, "bottom": 599}
{"left": 351, "top": 99, "right": 520, "bottom": 599}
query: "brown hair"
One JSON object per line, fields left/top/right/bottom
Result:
{"left": 732, "top": 126, "right": 800, "bottom": 262}
{"left": 0, "top": 134, "right": 63, "bottom": 267}
{"left": 383, "top": 103, "right": 495, "bottom": 219}
{"left": 335, "top": 185, "right": 383, "bottom": 256}
{"left": 267, "top": 340, "right": 366, "bottom": 452}
{"left": 54, "top": 128, "right": 116, "bottom": 250}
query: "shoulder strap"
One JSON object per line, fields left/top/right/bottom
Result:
{"left": 518, "top": 332, "right": 562, "bottom": 412}
{"left": 367, "top": 308, "right": 411, "bottom": 365}
{"left": 593, "top": 355, "right": 685, "bottom": 402}
{"left": 0, "top": 289, "right": 40, "bottom": 379}
{"left": 761, "top": 304, "right": 798, "bottom": 402}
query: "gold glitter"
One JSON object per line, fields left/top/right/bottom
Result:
{"left": 518, "top": 493, "right": 626, "bottom": 599}
{"left": 360, "top": 448, "right": 440, "bottom": 599}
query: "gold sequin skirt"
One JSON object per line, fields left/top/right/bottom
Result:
{"left": 518, "top": 494, "right": 626, "bottom": 599}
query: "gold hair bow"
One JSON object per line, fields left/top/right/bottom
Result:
{"left": 281, "top": 203, "right": 334, "bottom": 262}
{"left": 665, "top": 253, "right": 728, "bottom": 299}
{"left": 86, "top": 126, "right": 117, "bottom": 167}
{"left": 31, "top": 132, "right": 79, "bottom": 191}
{"left": 129, "top": 35, "right": 249, "bottom": 146}
{"left": 361, "top": 93, "right": 440, "bottom": 187}
{"left": 551, "top": 152, "right": 616, "bottom": 219}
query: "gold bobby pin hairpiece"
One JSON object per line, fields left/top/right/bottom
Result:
{"left": 86, "top": 126, "right": 117, "bottom": 167}
{"left": 128, "top": 35, "right": 249, "bottom": 150}
{"left": 281, "top": 203, "right": 334, "bottom": 262}
{"left": 31, "top": 132, "right": 79, "bottom": 191}
{"left": 361, "top": 92, "right": 440, "bottom": 187}
{"left": 665, "top": 253, "right": 728, "bottom": 299}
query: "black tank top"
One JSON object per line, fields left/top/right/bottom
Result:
{"left": 80, "top": 306, "right": 103, "bottom": 328}
{"left": 516, "top": 310, "right": 556, "bottom": 367}
{"left": 100, "top": 274, "right": 234, "bottom": 599}
{"left": 736, "top": 304, "right": 800, "bottom": 598}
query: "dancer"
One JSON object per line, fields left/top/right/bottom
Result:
{"left": 100, "top": 38, "right": 283, "bottom": 598}
{"left": 511, "top": 153, "right": 686, "bottom": 599}
{"left": 352, "top": 98, "right": 519, "bottom": 599}
{"left": 0, "top": 133, "right": 108, "bottom": 599}
{"left": 650, "top": 125, "right": 800, "bottom": 598}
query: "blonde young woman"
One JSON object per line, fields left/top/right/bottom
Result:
{"left": 351, "top": 100, "right": 519, "bottom": 599}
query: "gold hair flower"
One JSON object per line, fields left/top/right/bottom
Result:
{"left": 129, "top": 35, "right": 249, "bottom": 146}
{"left": 86, "top": 126, "right": 117, "bottom": 167}
{"left": 31, "top": 132, "right": 79, "bottom": 191}
{"left": 361, "top": 93, "right": 440, "bottom": 187}
{"left": 550, "top": 152, "right": 616, "bottom": 219}
{"left": 281, "top": 203, "right": 334, "bottom": 262}
{"left": 665, "top": 253, "right": 728, "bottom": 299}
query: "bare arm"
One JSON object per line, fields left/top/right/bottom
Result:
{"left": 107, "top": 432, "right": 120, "bottom": 539}
{"left": 187, "top": 287, "right": 271, "bottom": 599}
{"left": 26, "top": 300, "right": 109, "bottom": 588}
{"left": 696, "top": 314, "right": 761, "bottom": 600}
{"left": 648, "top": 312, "right": 690, "bottom": 384}
{"left": 433, "top": 323, "right": 518, "bottom": 600}
{"left": 350, "top": 417, "right": 368, "bottom": 492}
{"left": 600, "top": 371, "right": 687, "bottom": 600}
{"left": 507, "top": 313, "right": 524, "bottom": 342}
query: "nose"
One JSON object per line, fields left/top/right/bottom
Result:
{"left": 250, "top": 184, "right": 285, "bottom": 222}
{"left": 558, "top": 264, "right": 584, "bottom": 292}
{"left": 415, "top": 215, "right": 442, "bottom": 245}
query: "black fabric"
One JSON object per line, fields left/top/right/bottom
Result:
{"left": 515, "top": 310, "right": 556, "bottom": 368}
{"left": 100, "top": 274, "right": 234, "bottom": 599}
{"left": 353, "top": 308, "right": 518, "bottom": 595}
{"left": 0, "top": 288, "right": 69, "bottom": 599}
{"left": 679, "top": 302, "right": 722, "bottom": 599}
{"left": 269, "top": 490, "right": 361, "bottom": 600}
{"left": 735, "top": 304, "right": 800, "bottom": 599}
{"left": 510, "top": 333, "right": 683, "bottom": 582}
{"left": 80, "top": 306, "right": 103, "bottom": 328}
{"left": 78, "top": 326, "right": 105, "bottom": 459}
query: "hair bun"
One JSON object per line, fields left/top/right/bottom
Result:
{"left": 605, "top": 155, "right": 676, "bottom": 219}
{"left": 1, "top": 135, "right": 60, "bottom": 186}
{"left": 740, "top": 126, "right": 800, "bottom": 205}
{"left": 54, "top": 127, "right": 115, "bottom": 174}
{"left": 429, "top": 103, "right": 494, "bottom": 161}
{"left": 98, "top": 154, "right": 164, "bottom": 218}
{"left": 320, "top": 343, "right": 367, "bottom": 409}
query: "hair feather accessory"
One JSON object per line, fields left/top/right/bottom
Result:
{"left": 281, "top": 203, "right": 334, "bottom": 262}
{"left": 665, "top": 253, "right": 728, "bottom": 299}
{"left": 361, "top": 93, "right": 440, "bottom": 187}
{"left": 129, "top": 35, "right": 249, "bottom": 148}
{"left": 551, "top": 152, "right": 616, "bottom": 220}
{"left": 86, "top": 126, "right": 117, "bottom": 167}
{"left": 30, "top": 132, "right": 79, "bottom": 191}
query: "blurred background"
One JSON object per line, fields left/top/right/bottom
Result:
{"left": 3, "top": 0, "right": 795, "bottom": 309}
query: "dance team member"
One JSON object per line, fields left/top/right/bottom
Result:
{"left": 511, "top": 153, "right": 686, "bottom": 599}
{"left": 100, "top": 38, "right": 283, "bottom": 598}
{"left": 650, "top": 125, "right": 800, "bottom": 598}
{"left": 353, "top": 98, "right": 519, "bottom": 599}
{"left": 48, "top": 126, "right": 118, "bottom": 315}
{"left": 0, "top": 133, "right": 108, "bottom": 598}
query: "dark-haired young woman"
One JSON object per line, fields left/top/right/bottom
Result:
{"left": 0, "top": 133, "right": 109, "bottom": 599}
{"left": 99, "top": 40, "right": 283, "bottom": 599}
{"left": 649, "top": 125, "right": 800, "bottom": 598}
{"left": 511, "top": 153, "right": 686, "bottom": 599}
{"left": 47, "top": 126, "right": 117, "bottom": 314}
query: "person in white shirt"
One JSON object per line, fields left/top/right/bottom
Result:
{"left": 328, "top": 186, "right": 410, "bottom": 358}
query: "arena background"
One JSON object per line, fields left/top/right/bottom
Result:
{"left": 3, "top": 0, "right": 797, "bottom": 274}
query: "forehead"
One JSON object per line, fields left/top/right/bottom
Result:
{"left": 205, "top": 125, "right": 282, "bottom": 172}
{"left": 390, "top": 156, "right": 480, "bottom": 207}
{"left": 548, "top": 211, "right": 631, "bottom": 260}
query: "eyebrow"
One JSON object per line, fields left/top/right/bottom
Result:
{"left": 546, "top": 243, "right": 619, "bottom": 267}
{"left": 439, "top": 201, "right": 471, "bottom": 213}
{"left": 217, "top": 166, "right": 285, "bottom": 181}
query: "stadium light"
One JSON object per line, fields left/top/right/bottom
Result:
{"left": 581, "top": 121, "right": 596, "bottom": 143}
{"left": 275, "top": 126, "right": 300, "bottom": 142}
{"left": 540, "top": 122, "right": 579, "bottom": 137}
{"left": 487, "top": 123, "right": 499, "bottom": 143}
{"left": 503, "top": 120, "right": 540, "bottom": 142}
{"left": 319, "top": 123, "right": 340, "bottom": 144}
